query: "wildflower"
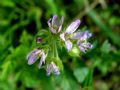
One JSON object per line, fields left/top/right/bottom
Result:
{"left": 26, "top": 15, "right": 93, "bottom": 76}
{"left": 47, "top": 15, "right": 64, "bottom": 34}
{"left": 46, "top": 62, "right": 60, "bottom": 76}
{"left": 60, "top": 20, "right": 81, "bottom": 51}
{"left": 27, "top": 49, "right": 46, "bottom": 68}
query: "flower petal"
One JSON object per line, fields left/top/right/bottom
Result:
{"left": 72, "top": 31, "right": 92, "bottom": 40}
{"left": 38, "top": 51, "right": 46, "bottom": 69}
{"left": 78, "top": 45, "right": 86, "bottom": 53}
{"left": 47, "top": 18, "right": 52, "bottom": 28}
{"left": 65, "top": 40, "right": 72, "bottom": 51}
{"left": 82, "top": 42, "right": 93, "bottom": 49}
{"left": 52, "top": 15, "right": 58, "bottom": 27}
{"left": 53, "top": 66, "right": 60, "bottom": 75}
{"left": 46, "top": 62, "right": 60, "bottom": 76}
{"left": 57, "top": 16, "right": 64, "bottom": 32}
{"left": 27, "top": 49, "right": 39, "bottom": 65}
{"left": 46, "top": 62, "right": 53, "bottom": 76}
{"left": 60, "top": 16, "right": 64, "bottom": 25}
{"left": 60, "top": 33, "right": 65, "bottom": 41}
{"left": 65, "top": 20, "right": 81, "bottom": 34}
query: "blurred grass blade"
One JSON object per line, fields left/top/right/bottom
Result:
{"left": 88, "top": 10, "right": 120, "bottom": 47}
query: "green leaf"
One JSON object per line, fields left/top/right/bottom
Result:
{"left": 74, "top": 67, "right": 89, "bottom": 83}
{"left": 100, "top": 40, "right": 111, "bottom": 54}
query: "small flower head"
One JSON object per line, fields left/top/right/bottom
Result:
{"left": 46, "top": 62, "right": 60, "bottom": 76}
{"left": 47, "top": 15, "right": 64, "bottom": 34}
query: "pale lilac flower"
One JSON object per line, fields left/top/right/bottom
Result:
{"left": 46, "top": 62, "right": 60, "bottom": 76}
{"left": 47, "top": 15, "right": 64, "bottom": 34}
{"left": 60, "top": 20, "right": 81, "bottom": 51}
{"left": 27, "top": 49, "right": 46, "bottom": 68}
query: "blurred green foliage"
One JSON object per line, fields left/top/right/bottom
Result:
{"left": 0, "top": 0, "right": 120, "bottom": 90}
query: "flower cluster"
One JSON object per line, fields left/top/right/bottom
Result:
{"left": 27, "top": 15, "right": 93, "bottom": 76}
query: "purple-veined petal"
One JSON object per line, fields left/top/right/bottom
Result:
{"left": 65, "top": 20, "right": 81, "bottom": 34}
{"left": 38, "top": 51, "right": 46, "bottom": 69}
{"left": 48, "top": 18, "right": 57, "bottom": 33}
{"left": 52, "top": 15, "right": 58, "bottom": 27}
{"left": 27, "top": 49, "right": 39, "bottom": 65}
{"left": 72, "top": 31, "right": 92, "bottom": 40}
{"left": 71, "top": 32, "right": 83, "bottom": 39}
{"left": 65, "top": 40, "right": 72, "bottom": 51}
{"left": 57, "top": 16, "right": 64, "bottom": 33}
{"left": 57, "top": 16, "right": 64, "bottom": 32}
{"left": 60, "top": 33, "right": 65, "bottom": 41}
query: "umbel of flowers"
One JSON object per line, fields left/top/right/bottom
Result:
{"left": 27, "top": 15, "right": 93, "bottom": 76}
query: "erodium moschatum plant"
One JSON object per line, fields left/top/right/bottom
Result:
{"left": 27, "top": 15, "right": 93, "bottom": 76}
